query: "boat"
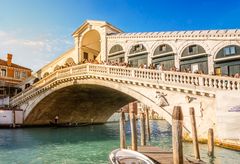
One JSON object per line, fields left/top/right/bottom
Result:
{"left": 49, "top": 121, "right": 90, "bottom": 127}
{"left": 109, "top": 148, "right": 155, "bottom": 164}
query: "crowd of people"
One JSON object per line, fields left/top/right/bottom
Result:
{"left": 72, "top": 59, "right": 240, "bottom": 79}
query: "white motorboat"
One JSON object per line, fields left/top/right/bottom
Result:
{"left": 109, "top": 148, "right": 155, "bottom": 164}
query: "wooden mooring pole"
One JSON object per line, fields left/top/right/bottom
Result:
{"left": 129, "top": 102, "right": 137, "bottom": 151}
{"left": 208, "top": 128, "right": 214, "bottom": 157}
{"left": 140, "top": 112, "right": 146, "bottom": 146}
{"left": 145, "top": 107, "right": 151, "bottom": 141}
{"left": 119, "top": 111, "right": 126, "bottom": 149}
{"left": 172, "top": 106, "right": 183, "bottom": 164}
{"left": 189, "top": 107, "right": 200, "bottom": 160}
{"left": 12, "top": 109, "right": 16, "bottom": 128}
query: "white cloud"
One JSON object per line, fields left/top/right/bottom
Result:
{"left": 0, "top": 30, "right": 73, "bottom": 71}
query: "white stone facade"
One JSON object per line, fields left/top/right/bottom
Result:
{"left": 37, "top": 20, "right": 240, "bottom": 79}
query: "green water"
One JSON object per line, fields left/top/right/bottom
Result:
{"left": 0, "top": 120, "right": 239, "bottom": 164}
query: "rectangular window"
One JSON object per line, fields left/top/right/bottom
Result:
{"left": 15, "top": 70, "right": 20, "bottom": 79}
{"left": 21, "top": 72, "right": 27, "bottom": 78}
{"left": 159, "top": 45, "right": 167, "bottom": 52}
{"left": 138, "top": 45, "right": 142, "bottom": 51}
{"left": 224, "top": 47, "right": 230, "bottom": 55}
{"left": 230, "top": 46, "right": 236, "bottom": 55}
{"left": 221, "top": 66, "right": 229, "bottom": 76}
{"left": 188, "top": 45, "right": 198, "bottom": 54}
{"left": 229, "top": 65, "right": 240, "bottom": 76}
{"left": 135, "top": 45, "right": 143, "bottom": 51}
{"left": 83, "top": 52, "right": 88, "bottom": 60}
{"left": 224, "top": 46, "right": 236, "bottom": 56}
{"left": 1, "top": 69, "right": 6, "bottom": 77}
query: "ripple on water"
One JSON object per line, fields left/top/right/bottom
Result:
{"left": 0, "top": 120, "right": 239, "bottom": 164}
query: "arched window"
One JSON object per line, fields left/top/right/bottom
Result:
{"left": 65, "top": 58, "right": 76, "bottom": 67}
{"left": 128, "top": 44, "right": 148, "bottom": 68}
{"left": 1, "top": 69, "right": 6, "bottom": 77}
{"left": 33, "top": 78, "right": 39, "bottom": 84}
{"left": 129, "top": 44, "right": 147, "bottom": 55}
{"left": 54, "top": 65, "right": 61, "bottom": 71}
{"left": 152, "top": 44, "right": 175, "bottom": 71}
{"left": 109, "top": 44, "right": 123, "bottom": 54}
{"left": 180, "top": 44, "right": 208, "bottom": 74}
{"left": 216, "top": 45, "right": 240, "bottom": 59}
{"left": 214, "top": 45, "right": 240, "bottom": 76}
{"left": 108, "top": 44, "right": 125, "bottom": 63}
{"left": 153, "top": 44, "right": 173, "bottom": 56}
{"left": 181, "top": 45, "right": 206, "bottom": 57}
{"left": 43, "top": 72, "right": 49, "bottom": 78}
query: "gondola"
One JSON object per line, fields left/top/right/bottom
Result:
{"left": 109, "top": 148, "right": 155, "bottom": 164}
{"left": 49, "top": 121, "right": 90, "bottom": 127}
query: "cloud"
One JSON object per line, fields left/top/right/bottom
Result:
{"left": 0, "top": 30, "right": 73, "bottom": 71}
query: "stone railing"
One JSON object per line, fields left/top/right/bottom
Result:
{"left": 10, "top": 63, "right": 240, "bottom": 106}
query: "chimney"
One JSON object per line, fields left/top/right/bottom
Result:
{"left": 7, "top": 53, "right": 12, "bottom": 66}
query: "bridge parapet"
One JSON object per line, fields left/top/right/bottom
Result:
{"left": 10, "top": 63, "right": 240, "bottom": 107}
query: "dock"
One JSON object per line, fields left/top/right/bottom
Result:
{"left": 119, "top": 104, "right": 208, "bottom": 164}
{"left": 138, "top": 146, "right": 205, "bottom": 164}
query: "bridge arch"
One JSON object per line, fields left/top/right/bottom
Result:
{"left": 23, "top": 78, "right": 174, "bottom": 127}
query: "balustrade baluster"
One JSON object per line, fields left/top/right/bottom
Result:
{"left": 222, "top": 80, "right": 226, "bottom": 90}
{"left": 182, "top": 75, "right": 185, "bottom": 83}
{"left": 175, "top": 75, "right": 178, "bottom": 83}
{"left": 213, "top": 79, "right": 217, "bottom": 88}
{"left": 180, "top": 75, "right": 182, "bottom": 83}
{"left": 86, "top": 64, "right": 90, "bottom": 72}
{"left": 182, "top": 75, "right": 185, "bottom": 84}
{"left": 107, "top": 67, "right": 110, "bottom": 74}
{"left": 161, "top": 72, "right": 165, "bottom": 81}
{"left": 191, "top": 77, "right": 195, "bottom": 84}
{"left": 184, "top": 76, "right": 187, "bottom": 84}
{"left": 227, "top": 80, "right": 231, "bottom": 90}
{"left": 208, "top": 78, "right": 213, "bottom": 87}
{"left": 131, "top": 69, "right": 135, "bottom": 78}
{"left": 218, "top": 80, "right": 223, "bottom": 89}
{"left": 203, "top": 77, "right": 208, "bottom": 86}
{"left": 188, "top": 76, "right": 191, "bottom": 84}
{"left": 237, "top": 82, "right": 240, "bottom": 90}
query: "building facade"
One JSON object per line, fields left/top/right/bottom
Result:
{"left": 33, "top": 20, "right": 240, "bottom": 80}
{"left": 0, "top": 54, "right": 31, "bottom": 105}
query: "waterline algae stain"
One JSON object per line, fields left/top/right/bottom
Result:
{"left": 0, "top": 120, "right": 239, "bottom": 163}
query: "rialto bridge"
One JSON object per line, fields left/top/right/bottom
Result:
{"left": 11, "top": 20, "right": 240, "bottom": 145}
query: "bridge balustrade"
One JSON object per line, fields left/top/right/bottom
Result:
{"left": 10, "top": 63, "right": 240, "bottom": 106}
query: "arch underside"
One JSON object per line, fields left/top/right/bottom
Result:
{"left": 24, "top": 84, "right": 135, "bottom": 125}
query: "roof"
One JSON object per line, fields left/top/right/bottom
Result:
{"left": 107, "top": 29, "right": 240, "bottom": 38}
{"left": 0, "top": 59, "right": 31, "bottom": 71}
{"left": 72, "top": 20, "right": 123, "bottom": 37}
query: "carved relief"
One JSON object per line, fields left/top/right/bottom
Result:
{"left": 155, "top": 91, "right": 169, "bottom": 107}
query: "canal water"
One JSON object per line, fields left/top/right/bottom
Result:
{"left": 0, "top": 120, "right": 239, "bottom": 164}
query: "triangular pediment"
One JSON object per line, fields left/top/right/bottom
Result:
{"left": 72, "top": 20, "right": 123, "bottom": 37}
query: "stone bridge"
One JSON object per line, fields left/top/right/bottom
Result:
{"left": 10, "top": 63, "right": 240, "bottom": 142}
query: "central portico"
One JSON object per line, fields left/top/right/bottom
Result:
{"left": 72, "top": 20, "right": 122, "bottom": 63}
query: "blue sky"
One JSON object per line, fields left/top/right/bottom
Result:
{"left": 0, "top": 0, "right": 240, "bottom": 71}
